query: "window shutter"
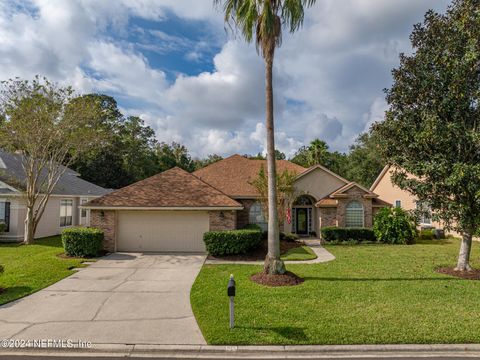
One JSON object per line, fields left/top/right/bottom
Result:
{"left": 4, "top": 202, "right": 10, "bottom": 232}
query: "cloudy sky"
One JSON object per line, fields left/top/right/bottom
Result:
{"left": 0, "top": 0, "right": 450, "bottom": 158}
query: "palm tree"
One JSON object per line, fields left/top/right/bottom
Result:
{"left": 214, "top": 0, "right": 317, "bottom": 274}
{"left": 307, "top": 139, "right": 329, "bottom": 166}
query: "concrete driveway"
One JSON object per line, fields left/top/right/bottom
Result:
{"left": 0, "top": 253, "right": 206, "bottom": 345}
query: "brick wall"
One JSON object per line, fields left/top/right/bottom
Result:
{"left": 209, "top": 210, "right": 236, "bottom": 231}
{"left": 336, "top": 187, "right": 373, "bottom": 228}
{"left": 236, "top": 199, "right": 255, "bottom": 229}
{"left": 90, "top": 210, "right": 116, "bottom": 252}
{"left": 319, "top": 207, "right": 337, "bottom": 228}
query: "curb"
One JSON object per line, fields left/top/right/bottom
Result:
{"left": 2, "top": 343, "right": 480, "bottom": 358}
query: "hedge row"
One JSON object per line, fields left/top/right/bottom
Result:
{"left": 62, "top": 227, "right": 104, "bottom": 257}
{"left": 203, "top": 227, "right": 262, "bottom": 256}
{"left": 321, "top": 227, "right": 376, "bottom": 243}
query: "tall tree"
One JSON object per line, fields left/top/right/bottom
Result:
{"left": 193, "top": 154, "right": 224, "bottom": 170}
{"left": 70, "top": 95, "right": 159, "bottom": 189}
{"left": 344, "top": 132, "right": 384, "bottom": 188}
{"left": 291, "top": 138, "right": 348, "bottom": 176}
{"left": 373, "top": 0, "right": 480, "bottom": 271}
{"left": 215, "top": 0, "right": 317, "bottom": 274}
{"left": 0, "top": 77, "right": 104, "bottom": 244}
{"left": 156, "top": 142, "right": 194, "bottom": 172}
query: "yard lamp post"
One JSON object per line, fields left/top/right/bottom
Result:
{"left": 227, "top": 274, "right": 236, "bottom": 329}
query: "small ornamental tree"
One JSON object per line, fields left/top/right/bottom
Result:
{"left": 0, "top": 77, "right": 104, "bottom": 244}
{"left": 373, "top": 207, "right": 417, "bottom": 245}
{"left": 373, "top": 0, "right": 480, "bottom": 270}
{"left": 250, "top": 166, "right": 298, "bottom": 228}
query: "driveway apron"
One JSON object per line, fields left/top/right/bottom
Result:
{"left": 0, "top": 253, "right": 206, "bottom": 345}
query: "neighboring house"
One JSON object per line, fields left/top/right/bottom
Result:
{"left": 0, "top": 149, "right": 111, "bottom": 242}
{"left": 370, "top": 165, "right": 442, "bottom": 229}
{"left": 84, "top": 154, "right": 389, "bottom": 253}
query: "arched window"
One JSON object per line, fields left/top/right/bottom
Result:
{"left": 294, "top": 195, "right": 314, "bottom": 206}
{"left": 249, "top": 202, "right": 267, "bottom": 230}
{"left": 345, "top": 201, "right": 364, "bottom": 227}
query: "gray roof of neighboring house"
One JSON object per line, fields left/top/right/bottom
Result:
{"left": 0, "top": 149, "right": 111, "bottom": 197}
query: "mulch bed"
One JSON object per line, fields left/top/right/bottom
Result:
{"left": 207, "top": 240, "right": 301, "bottom": 261}
{"left": 250, "top": 271, "right": 305, "bottom": 287}
{"left": 436, "top": 267, "right": 480, "bottom": 280}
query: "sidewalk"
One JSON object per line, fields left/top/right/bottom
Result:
{"left": 2, "top": 343, "right": 480, "bottom": 359}
{"left": 205, "top": 241, "right": 335, "bottom": 265}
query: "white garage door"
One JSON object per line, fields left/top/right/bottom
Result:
{"left": 117, "top": 211, "right": 209, "bottom": 252}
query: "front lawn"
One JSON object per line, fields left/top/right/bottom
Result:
{"left": 191, "top": 238, "right": 480, "bottom": 345}
{"left": 0, "top": 236, "right": 91, "bottom": 305}
{"left": 280, "top": 245, "right": 317, "bottom": 261}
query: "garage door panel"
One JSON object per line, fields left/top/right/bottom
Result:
{"left": 117, "top": 211, "right": 208, "bottom": 252}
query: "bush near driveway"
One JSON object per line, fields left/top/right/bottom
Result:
{"left": 373, "top": 207, "right": 417, "bottom": 245}
{"left": 321, "top": 227, "right": 376, "bottom": 243}
{"left": 203, "top": 228, "right": 262, "bottom": 256}
{"left": 0, "top": 221, "right": 6, "bottom": 233}
{"left": 191, "top": 238, "right": 480, "bottom": 345}
{"left": 62, "top": 227, "right": 104, "bottom": 257}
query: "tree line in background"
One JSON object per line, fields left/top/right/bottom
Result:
{"left": 69, "top": 93, "right": 384, "bottom": 190}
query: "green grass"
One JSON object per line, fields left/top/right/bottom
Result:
{"left": 281, "top": 245, "right": 317, "bottom": 261}
{"left": 191, "top": 238, "right": 480, "bottom": 345}
{"left": 0, "top": 236, "right": 92, "bottom": 305}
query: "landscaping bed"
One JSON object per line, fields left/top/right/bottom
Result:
{"left": 0, "top": 236, "right": 92, "bottom": 305}
{"left": 206, "top": 240, "right": 311, "bottom": 261}
{"left": 436, "top": 267, "right": 480, "bottom": 280}
{"left": 251, "top": 271, "right": 304, "bottom": 287}
{"left": 191, "top": 238, "right": 480, "bottom": 345}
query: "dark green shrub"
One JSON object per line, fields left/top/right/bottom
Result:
{"left": 321, "top": 227, "right": 376, "bottom": 243}
{"left": 373, "top": 207, "right": 417, "bottom": 244}
{"left": 203, "top": 228, "right": 262, "bottom": 256}
{"left": 62, "top": 227, "right": 104, "bottom": 257}
{"left": 419, "top": 228, "right": 435, "bottom": 240}
{"left": 0, "top": 222, "right": 6, "bottom": 233}
{"left": 244, "top": 224, "right": 262, "bottom": 231}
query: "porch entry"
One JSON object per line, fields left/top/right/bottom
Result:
{"left": 292, "top": 195, "right": 315, "bottom": 236}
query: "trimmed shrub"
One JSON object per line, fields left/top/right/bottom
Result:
{"left": 373, "top": 207, "right": 417, "bottom": 245}
{"left": 244, "top": 224, "right": 262, "bottom": 231}
{"left": 62, "top": 227, "right": 104, "bottom": 257}
{"left": 321, "top": 227, "right": 376, "bottom": 243}
{"left": 419, "top": 228, "right": 435, "bottom": 240}
{"left": 203, "top": 228, "right": 262, "bottom": 256}
{"left": 0, "top": 221, "right": 6, "bottom": 233}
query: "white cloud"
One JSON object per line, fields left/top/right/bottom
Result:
{"left": 0, "top": 0, "right": 451, "bottom": 158}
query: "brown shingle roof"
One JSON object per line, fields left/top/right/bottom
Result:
{"left": 193, "top": 154, "right": 307, "bottom": 197}
{"left": 85, "top": 167, "right": 242, "bottom": 208}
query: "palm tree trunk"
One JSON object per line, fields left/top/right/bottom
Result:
{"left": 263, "top": 54, "right": 285, "bottom": 275}
{"left": 455, "top": 231, "right": 473, "bottom": 271}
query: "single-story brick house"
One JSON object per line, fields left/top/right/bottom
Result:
{"left": 84, "top": 154, "right": 389, "bottom": 253}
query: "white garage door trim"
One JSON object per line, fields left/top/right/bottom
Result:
{"left": 116, "top": 210, "right": 209, "bottom": 253}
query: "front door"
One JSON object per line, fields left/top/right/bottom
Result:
{"left": 296, "top": 208, "right": 308, "bottom": 235}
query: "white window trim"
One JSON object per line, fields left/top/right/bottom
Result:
{"left": 60, "top": 198, "right": 74, "bottom": 228}
{"left": 345, "top": 200, "right": 364, "bottom": 228}
{"left": 395, "top": 200, "right": 402, "bottom": 208}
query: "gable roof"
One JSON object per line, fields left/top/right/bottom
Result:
{"left": 315, "top": 181, "right": 382, "bottom": 207}
{"left": 329, "top": 182, "right": 378, "bottom": 198}
{"left": 0, "top": 149, "right": 110, "bottom": 197}
{"left": 295, "top": 164, "right": 350, "bottom": 184}
{"left": 85, "top": 167, "right": 242, "bottom": 209}
{"left": 370, "top": 165, "right": 390, "bottom": 192}
{"left": 193, "top": 154, "right": 306, "bottom": 197}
